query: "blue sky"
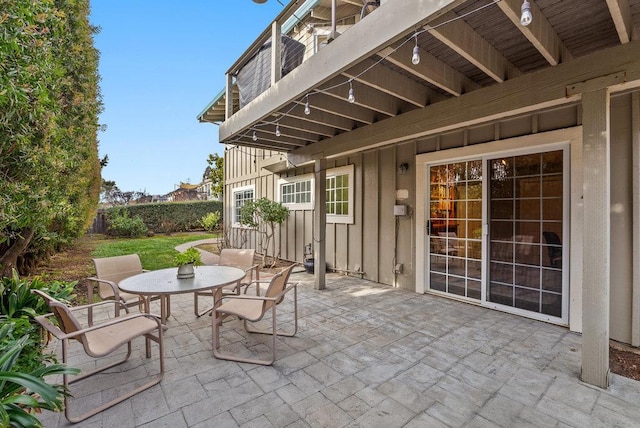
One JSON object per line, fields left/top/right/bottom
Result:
{"left": 90, "top": 1, "right": 285, "bottom": 195}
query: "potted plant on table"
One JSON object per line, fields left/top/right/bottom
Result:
{"left": 174, "top": 247, "right": 202, "bottom": 279}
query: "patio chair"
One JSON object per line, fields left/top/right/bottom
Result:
{"left": 213, "top": 264, "right": 298, "bottom": 365}
{"left": 193, "top": 248, "right": 258, "bottom": 317}
{"left": 88, "top": 254, "right": 169, "bottom": 324}
{"left": 32, "top": 289, "right": 164, "bottom": 423}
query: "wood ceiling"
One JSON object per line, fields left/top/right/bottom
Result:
{"left": 200, "top": 0, "right": 640, "bottom": 152}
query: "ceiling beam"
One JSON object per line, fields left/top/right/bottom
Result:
{"left": 311, "top": 6, "right": 331, "bottom": 21}
{"left": 237, "top": 129, "right": 306, "bottom": 150}
{"left": 342, "top": 58, "right": 436, "bottom": 107}
{"left": 428, "top": 11, "right": 521, "bottom": 82}
{"left": 497, "top": 0, "right": 572, "bottom": 66}
{"left": 283, "top": 102, "right": 354, "bottom": 132}
{"left": 317, "top": 76, "right": 400, "bottom": 116}
{"left": 378, "top": 43, "right": 479, "bottom": 96}
{"left": 294, "top": 93, "right": 375, "bottom": 124}
{"left": 246, "top": 130, "right": 307, "bottom": 147}
{"left": 234, "top": 138, "right": 300, "bottom": 152}
{"left": 260, "top": 125, "right": 320, "bottom": 143}
{"left": 219, "top": 0, "right": 464, "bottom": 141}
{"left": 276, "top": 114, "right": 337, "bottom": 138}
{"left": 288, "top": 40, "right": 640, "bottom": 165}
{"left": 606, "top": 0, "right": 633, "bottom": 44}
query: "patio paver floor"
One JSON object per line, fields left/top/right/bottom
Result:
{"left": 39, "top": 272, "right": 640, "bottom": 427}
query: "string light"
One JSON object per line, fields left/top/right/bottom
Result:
{"left": 229, "top": 0, "right": 503, "bottom": 147}
{"left": 520, "top": 0, "right": 532, "bottom": 26}
{"left": 304, "top": 95, "right": 311, "bottom": 115}
{"left": 412, "top": 33, "right": 420, "bottom": 65}
{"left": 347, "top": 80, "right": 355, "bottom": 103}
{"left": 275, "top": 123, "right": 281, "bottom": 137}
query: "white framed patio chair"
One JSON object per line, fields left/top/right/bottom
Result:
{"left": 33, "top": 289, "right": 164, "bottom": 423}
{"left": 194, "top": 248, "right": 259, "bottom": 317}
{"left": 213, "top": 264, "right": 298, "bottom": 365}
{"left": 88, "top": 254, "right": 169, "bottom": 323}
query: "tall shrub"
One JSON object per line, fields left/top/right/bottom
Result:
{"left": 0, "top": 0, "right": 102, "bottom": 276}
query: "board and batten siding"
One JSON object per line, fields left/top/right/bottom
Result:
{"left": 223, "top": 93, "right": 639, "bottom": 345}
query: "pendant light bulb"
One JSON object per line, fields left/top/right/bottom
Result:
{"left": 275, "top": 124, "right": 281, "bottom": 137}
{"left": 252, "top": 131, "right": 257, "bottom": 141}
{"left": 520, "top": 0, "right": 532, "bottom": 26}
{"left": 347, "top": 81, "right": 355, "bottom": 104}
{"left": 304, "top": 97, "right": 311, "bottom": 115}
{"left": 412, "top": 43, "right": 420, "bottom": 65}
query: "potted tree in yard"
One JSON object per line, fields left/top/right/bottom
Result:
{"left": 174, "top": 247, "right": 202, "bottom": 279}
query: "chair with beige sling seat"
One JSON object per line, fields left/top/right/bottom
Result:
{"left": 193, "top": 248, "right": 259, "bottom": 317}
{"left": 88, "top": 254, "right": 169, "bottom": 323}
{"left": 33, "top": 289, "right": 164, "bottom": 423}
{"left": 213, "top": 264, "right": 298, "bottom": 365}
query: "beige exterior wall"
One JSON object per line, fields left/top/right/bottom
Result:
{"left": 610, "top": 93, "right": 635, "bottom": 344}
{"left": 223, "top": 92, "right": 639, "bottom": 345}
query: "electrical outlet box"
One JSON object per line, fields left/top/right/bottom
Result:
{"left": 394, "top": 205, "right": 407, "bottom": 216}
{"left": 394, "top": 263, "right": 403, "bottom": 274}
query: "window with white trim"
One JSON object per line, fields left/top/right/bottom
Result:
{"left": 326, "top": 165, "right": 354, "bottom": 224}
{"left": 232, "top": 185, "right": 254, "bottom": 226}
{"left": 278, "top": 174, "right": 313, "bottom": 210}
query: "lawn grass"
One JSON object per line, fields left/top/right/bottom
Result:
{"left": 91, "top": 233, "right": 218, "bottom": 270}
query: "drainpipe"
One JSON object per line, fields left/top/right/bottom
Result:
{"left": 330, "top": 0, "right": 338, "bottom": 41}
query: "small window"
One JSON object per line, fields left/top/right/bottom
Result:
{"left": 326, "top": 165, "right": 354, "bottom": 224}
{"left": 232, "top": 185, "right": 254, "bottom": 226}
{"left": 278, "top": 175, "right": 313, "bottom": 210}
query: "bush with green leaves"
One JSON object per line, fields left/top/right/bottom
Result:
{"left": 104, "top": 201, "right": 222, "bottom": 234}
{"left": 106, "top": 209, "right": 148, "bottom": 238}
{"left": 0, "top": 270, "right": 76, "bottom": 373}
{"left": 240, "top": 198, "right": 289, "bottom": 267}
{"left": 0, "top": 323, "right": 79, "bottom": 428}
{"left": 200, "top": 212, "right": 221, "bottom": 232}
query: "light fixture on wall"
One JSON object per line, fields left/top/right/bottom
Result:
{"left": 520, "top": 0, "right": 532, "bottom": 26}
{"left": 252, "top": 131, "right": 258, "bottom": 141}
{"left": 275, "top": 123, "right": 281, "bottom": 137}
{"left": 399, "top": 162, "right": 409, "bottom": 175}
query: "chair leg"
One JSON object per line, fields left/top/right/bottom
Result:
{"left": 62, "top": 330, "right": 164, "bottom": 423}
{"left": 244, "top": 287, "right": 298, "bottom": 337}
{"left": 213, "top": 309, "right": 276, "bottom": 366}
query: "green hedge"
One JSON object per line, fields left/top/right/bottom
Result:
{"left": 105, "top": 201, "right": 223, "bottom": 233}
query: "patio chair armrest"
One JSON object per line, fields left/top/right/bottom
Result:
{"left": 86, "top": 276, "right": 121, "bottom": 302}
{"left": 246, "top": 264, "right": 260, "bottom": 273}
{"left": 35, "top": 313, "right": 66, "bottom": 339}
{"left": 220, "top": 294, "right": 275, "bottom": 302}
{"left": 69, "top": 299, "right": 129, "bottom": 314}
{"left": 51, "top": 312, "right": 162, "bottom": 341}
{"left": 222, "top": 284, "right": 296, "bottom": 303}
{"left": 242, "top": 279, "right": 273, "bottom": 295}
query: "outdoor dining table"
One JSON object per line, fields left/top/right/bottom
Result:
{"left": 119, "top": 265, "right": 245, "bottom": 354}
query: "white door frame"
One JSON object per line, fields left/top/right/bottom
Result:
{"left": 415, "top": 127, "right": 583, "bottom": 329}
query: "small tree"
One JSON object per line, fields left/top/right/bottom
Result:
{"left": 240, "top": 198, "right": 289, "bottom": 267}
{"left": 206, "top": 153, "right": 224, "bottom": 200}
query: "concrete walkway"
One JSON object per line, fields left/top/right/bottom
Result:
{"left": 40, "top": 273, "right": 640, "bottom": 427}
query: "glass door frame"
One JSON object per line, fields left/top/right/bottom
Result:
{"left": 415, "top": 129, "right": 577, "bottom": 326}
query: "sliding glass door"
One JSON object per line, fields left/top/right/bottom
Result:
{"left": 488, "top": 150, "right": 564, "bottom": 317}
{"left": 426, "top": 148, "right": 567, "bottom": 322}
